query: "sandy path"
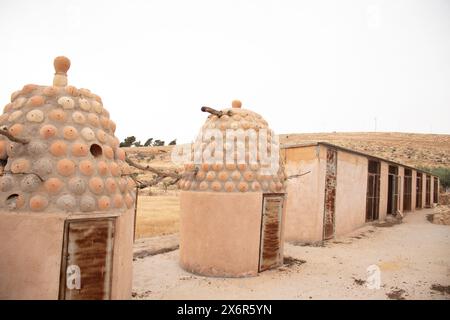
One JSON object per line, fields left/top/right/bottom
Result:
{"left": 132, "top": 208, "right": 450, "bottom": 300}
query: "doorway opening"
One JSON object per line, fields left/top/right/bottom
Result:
{"left": 425, "top": 175, "right": 431, "bottom": 208}
{"left": 416, "top": 172, "right": 423, "bottom": 209}
{"left": 403, "top": 169, "right": 412, "bottom": 212}
{"left": 366, "top": 160, "right": 380, "bottom": 222}
{"left": 387, "top": 165, "right": 399, "bottom": 215}
{"left": 433, "top": 177, "right": 439, "bottom": 204}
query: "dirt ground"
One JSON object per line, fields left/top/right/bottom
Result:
{"left": 132, "top": 208, "right": 450, "bottom": 300}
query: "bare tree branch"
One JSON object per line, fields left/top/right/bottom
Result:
{"left": 201, "top": 106, "right": 232, "bottom": 118}
{"left": 1, "top": 171, "right": 44, "bottom": 181}
{"left": 129, "top": 174, "right": 162, "bottom": 189}
{"left": 125, "top": 156, "right": 181, "bottom": 180}
{"left": 127, "top": 173, "right": 180, "bottom": 189}
{"left": 0, "top": 129, "right": 29, "bottom": 144}
{"left": 287, "top": 171, "right": 311, "bottom": 179}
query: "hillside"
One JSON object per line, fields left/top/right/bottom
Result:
{"left": 124, "top": 132, "right": 450, "bottom": 173}
{"left": 279, "top": 132, "right": 450, "bottom": 169}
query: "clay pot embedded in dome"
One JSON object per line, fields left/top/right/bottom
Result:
{"left": 182, "top": 100, "right": 285, "bottom": 194}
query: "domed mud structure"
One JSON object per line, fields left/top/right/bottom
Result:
{"left": 179, "top": 100, "right": 285, "bottom": 193}
{"left": 0, "top": 56, "right": 135, "bottom": 300}
{"left": 0, "top": 57, "right": 135, "bottom": 212}
{"left": 179, "top": 101, "right": 287, "bottom": 277}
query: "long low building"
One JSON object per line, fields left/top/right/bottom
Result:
{"left": 281, "top": 142, "right": 440, "bottom": 243}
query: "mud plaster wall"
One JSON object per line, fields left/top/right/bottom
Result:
{"left": 333, "top": 149, "right": 368, "bottom": 237}
{"left": 0, "top": 211, "right": 68, "bottom": 299}
{"left": 283, "top": 146, "right": 323, "bottom": 242}
{"left": 180, "top": 191, "right": 263, "bottom": 277}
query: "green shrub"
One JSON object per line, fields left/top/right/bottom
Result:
{"left": 418, "top": 166, "right": 450, "bottom": 190}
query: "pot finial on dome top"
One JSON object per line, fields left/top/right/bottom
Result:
{"left": 53, "top": 56, "right": 71, "bottom": 87}
{"left": 231, "top": 99, "right": 242, "bottom": 109}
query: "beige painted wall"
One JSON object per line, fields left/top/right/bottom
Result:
{"left": 333, "top": 150, "right": 368, "bottom": 236}
{"left": 283, "top": 146, "right": 323, "bottom": 243}
{"left": 285, "top": 145, "right": 378, "bottom": 242}
{"left": 282, "top": 145, "right": 440, "bottom": 244}
{"left": 180, "top": 191, "right": 284, "bottom": 277}
{"left": 379, "top": 161, "right": 389, "bottom": 221}
{"left": 0, "top": 212, "right": 68, "bottom": 299}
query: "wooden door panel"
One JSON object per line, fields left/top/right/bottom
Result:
{"left": 259, "top": 195, "right": 284, "bottom": 272}
{"left": 59, "top": 218, "right": 115, "bottom": 300}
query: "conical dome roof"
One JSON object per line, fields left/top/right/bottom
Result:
{"left": 0, "top": 56, "right": 135, "bottom": 213}
{"left": 180, "top": 100, "right": 286, "bottom": 193}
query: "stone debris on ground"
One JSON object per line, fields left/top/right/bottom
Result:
{"left": 439, "top": 193, "right": 450, "bottom": 205}
{"left": 386, "top": 288, "right": 407, "bottom": 300}
{"left": 133, "top": 233, "right": 180, "bottom": 260}
{"left": 431, "top": 205, "right": 450, "bottom": 225}
{"left": 430, "top": 284, "right": 450, "bottom": 295}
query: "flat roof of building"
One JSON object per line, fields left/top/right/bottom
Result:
{"left": 281, "top": 141, "right": 438, "bottom": 178}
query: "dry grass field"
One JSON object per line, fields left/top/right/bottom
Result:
{"left": 129, "top": 132, "right": 450, "bottom": 239}
{"left": 135, "top": 195, "right": 180, "bottom": 239}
